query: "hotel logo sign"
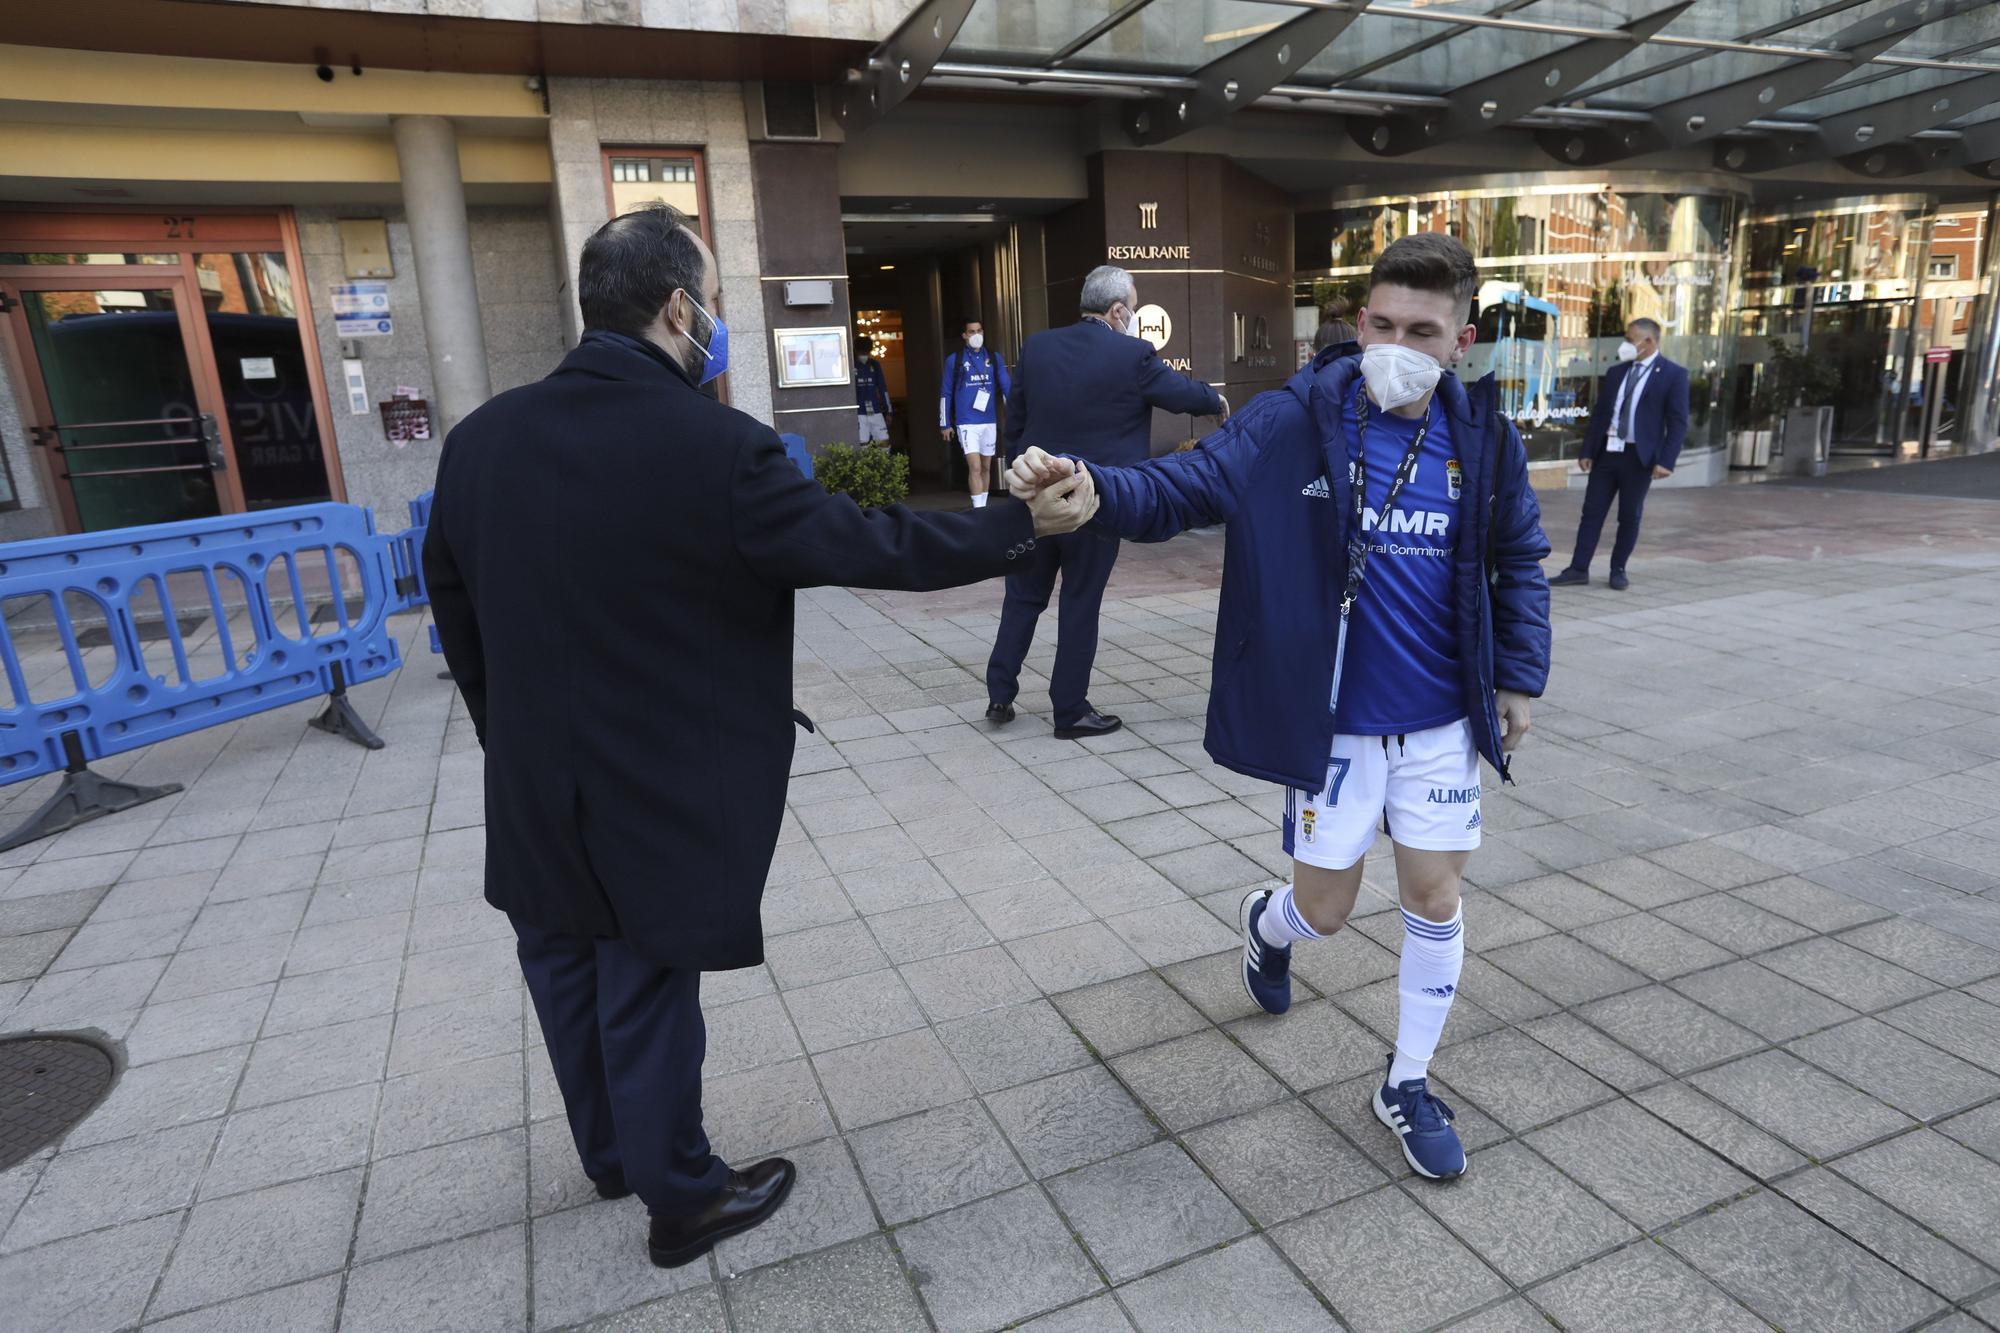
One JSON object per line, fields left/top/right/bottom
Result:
{"left": 1233, "top": 312, "right": 1279, "bottom": 370}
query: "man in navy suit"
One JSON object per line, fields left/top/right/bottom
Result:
{"left": 1550, "top": 318, "right": 1689, "bottom": 591}
{"left": 984, "top": 264, "right": 1226, "bottom": 738}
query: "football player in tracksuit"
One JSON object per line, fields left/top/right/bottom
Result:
{"left": 940, "top": 317, "right": 1012, "bottom": 508}
{"left": 1008, "top": 233, "right": 1552, "bottom": 1182}
{"left": 855, "top": 338, "right": 892, "bottom": 444}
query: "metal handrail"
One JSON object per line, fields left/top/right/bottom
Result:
{"left": 45, "top": 416, "right": 204, "bottom": 431}
{"left": 59, "top": 463, "right": 212, "bottom": 480}
{"left": 55, "top": 438, "right": 206, "bottom": 453}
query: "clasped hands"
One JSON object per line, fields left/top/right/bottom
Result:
{"left": 1014, "top": 447, "right": 1100, "bottom": 537}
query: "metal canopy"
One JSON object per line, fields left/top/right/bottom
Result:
{"left": 1349, "top": 3, "right": 1693, "bottom": 158}
{"left": 1050, "top": 0, "right": 1162, "bottom": 67}
{"left": 1720, "top": 68, "right": 2000, "bottom": 172}
{"left": 1534, "top": 0, "right": 1955, "bottom": 167}
{"left": 836, "top": 0, "right": 979, "bottom": 136}
{"left": 1837, "top": 114, "right": 2000, "bottom": 179}
{"left": 1659, "top": 0, "right": 1946, "bottom": 145}
{"left": 1123, "top": 2, "right": 1377, "bottom": 146}
{"left": 1564, "top": 0, "right": 1878, "bottom": 103}
{"left": 902, "top": 0, "right": 2000, "bottom": 180}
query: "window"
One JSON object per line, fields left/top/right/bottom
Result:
{"left": 1928, "top": 255, "right": 1960, "bottom": 279}
{"left": 603, "top": 151, "right": 707, "bottom": 238}
{"left": 610, "top": 159, "right": 695, "bottom": 184}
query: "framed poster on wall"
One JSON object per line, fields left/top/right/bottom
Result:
{"left": 775, "top": 327, "right": 849, "bottom": 388}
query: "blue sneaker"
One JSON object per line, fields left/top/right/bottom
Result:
{"left": 1239, "top": 888, "right": 1292, "bottom": 1015}
{"left": 1372, "top": 1056, "right": 1467, "bottom": 1180}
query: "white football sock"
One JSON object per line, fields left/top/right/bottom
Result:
{"left": 971, "top": 492, "right": 989, "bottom": 508}
{"left": 1256, "top": 882, "right": 1325, "bottom": 949}
{"left": 1389, "top": 905, "right": 1464, "bottom": 1087}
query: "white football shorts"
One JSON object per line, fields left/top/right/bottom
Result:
{"left": 955, "top": 423, "right": 998, "bottom": 456}
{"left": 1282, "top": 719, "right": 1483, "bottom": 869}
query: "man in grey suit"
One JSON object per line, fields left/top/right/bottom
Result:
{"left": 985, "top": 264, "right": 1227, "bottom": 738}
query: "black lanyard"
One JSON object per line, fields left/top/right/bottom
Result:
{"left": 1343, "top": 383, "right": 1435, "bottom": 616}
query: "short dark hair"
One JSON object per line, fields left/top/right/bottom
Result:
{"left": 1368, "top": 233, "right": 1478, "bottom": 313}
{"left": 961, "top": 316, "right": 984, "bottom": 332}
{"left": 579, "top": 204, "right": 707, "bottom": 336}
{"left": 855, "top": 337, "right": 873, "bottom": 355}
{"left": 1629, "top": 317, "right": 1663, "bottom": 343}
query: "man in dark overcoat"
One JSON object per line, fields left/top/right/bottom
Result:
{"left": 423, "top": 204, "right": 1097, "bottom": 1267}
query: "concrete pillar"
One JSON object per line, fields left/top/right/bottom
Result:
{"left": 392, "top": 115, "right": 492, "bottom": 435}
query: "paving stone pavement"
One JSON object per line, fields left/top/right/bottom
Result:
{"left": 3, "top": 478, "right": 2000, "bottom": 1331}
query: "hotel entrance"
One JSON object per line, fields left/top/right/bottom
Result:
{"left": 0, "top": 209, "right": 342, "bottom": 533}
{"left": 843, "top": 212, "right": 1033, "bottom": 496}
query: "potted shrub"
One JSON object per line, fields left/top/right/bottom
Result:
{"left": 1733, "top": 337, "right": 1840, "bottom": 470}
{"left": 1762, "top": 338, "right": 1843, "bottom": 475}
{"left": 814, "top": 441, "right": 910, "bottom": 507}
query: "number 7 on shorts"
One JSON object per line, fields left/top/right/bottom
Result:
{"left": 1325, "top": 757, "right": 1351, "bottom": 805}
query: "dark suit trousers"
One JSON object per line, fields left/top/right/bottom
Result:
{"left": 512, "top": 916, "right": 730, "bottom": 1217}
{"left": 1569, "top": 449, "right": 1654, "bottom": 574}
{"left": 985, "top": 528, "right": 1121, "bottom": 728}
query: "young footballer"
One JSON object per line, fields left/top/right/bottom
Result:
{"left": 1011, "top": 233, "right": 1551, "bottom": 1178}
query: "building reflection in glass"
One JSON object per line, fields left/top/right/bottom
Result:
{"left": 1737, "top": 198, "right": 1992, "bottom": 457}
{"left": 1296, "top": 182, "right": 1741, "bottom": 467}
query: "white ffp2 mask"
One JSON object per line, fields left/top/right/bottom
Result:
{"left": 1617, "top": 340, "right": 1640, "bottom": 362}
{"left": 968, "top": 333, "right": 985, "bottom": 350}
{"left": 1359, "top": 342, "right": 1443, "bottom": 411}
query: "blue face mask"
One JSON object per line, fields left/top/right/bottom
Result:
{"left": 683, "top": 292, "right": 729, "bottom": 386}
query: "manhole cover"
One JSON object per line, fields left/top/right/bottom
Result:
{"left": 0, "top": 1036, "right": 116, "bottom": 1170}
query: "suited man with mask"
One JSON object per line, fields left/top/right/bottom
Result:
{"left": 424, "top": 204, "right": 1099, "bottom": 1270}
{"left": 984, "top": 264, "right": 1226, "bottom": 738}
{"left": 1550, "top": 317, "right": 1688, "bottom": 591}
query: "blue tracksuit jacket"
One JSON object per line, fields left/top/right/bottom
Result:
{"left": 1082, "top": 348, "right": 1553, "bottom": 787}
{"left": 940, "top": 347, "right": 1011, "bottom": 429}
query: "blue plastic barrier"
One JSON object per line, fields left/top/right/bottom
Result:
{"left": 0, "top": 503, "right": 420, "bottom": 849}
{"left": 780, "top": 432, "right": 815, "bottom": 480}
{"left": 399, "top": 490, "right": 449, "bottom": 666}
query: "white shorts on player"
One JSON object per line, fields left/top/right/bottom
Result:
{"left": 1283, "top": 719, "right": 1482, "bottom": 869}
{"left": 857, "top": 412, "right": 890, "bottom": 443}
{"left": 955, "top": 423, "right": 998, "bottom": 456}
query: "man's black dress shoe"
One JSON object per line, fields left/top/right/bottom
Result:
{"left": 985, "top": 702, "right": 1015, "bottom": 724}
{"left": 1054, "top": 711, "right": 1122, "bottom": 740}
{"left": 647, "top": 1158, "right": 796, "bottom": 1268}
{"left": 1547, "top": 568, "right": 1589, "bottom": 587}
{"left": 1608, "top": 569, "right": 1630, "bottom": 591}
{"left": 594, "top": 1175, "right": 633, "bottom": 1201}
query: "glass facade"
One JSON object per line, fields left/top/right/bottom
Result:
{"left": 1734, "top": 197, "right": 1995, "bottom": 456}
{"left": 1296, "top": 183, "right": 1741, "bottom": 464}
